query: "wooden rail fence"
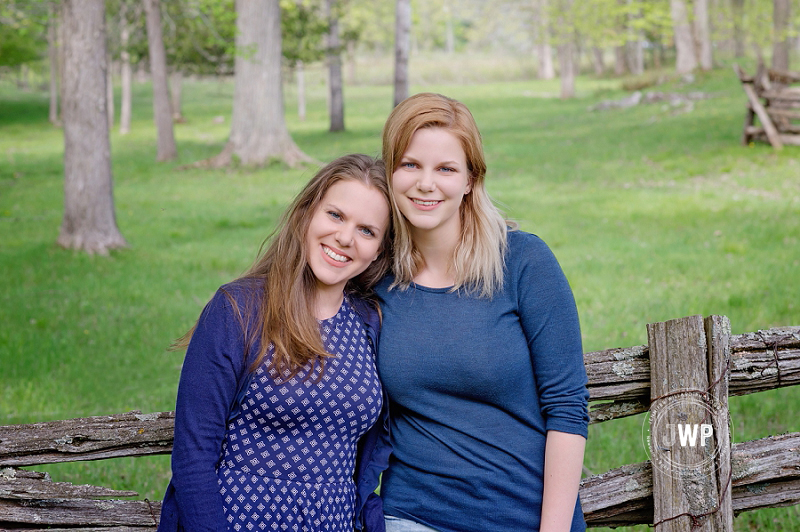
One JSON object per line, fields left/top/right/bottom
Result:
{"left": 1, "top": 315, "right": 798, "bottom": 530}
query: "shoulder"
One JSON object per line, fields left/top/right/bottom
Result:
{"left": 505, "top": 229, "right": 559, "bottom": 268}
{"left": 348, "top": 294, "right": 380, "bottom": 329}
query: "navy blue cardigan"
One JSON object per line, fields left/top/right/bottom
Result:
{"left": 157, "top": 281, "right": 390, "bottom": 532}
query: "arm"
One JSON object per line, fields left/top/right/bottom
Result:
{"left": 513, "top": 233, "right": 589, "bottom": 527}
{"left": 170, "top": 287, "right": 248, "bottom": 532}
{"left": 540, "top": 431, "right": 586, "bottom": 532}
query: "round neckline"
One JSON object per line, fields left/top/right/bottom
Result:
{"left": 317, "top": 295, "right": 349, "bottom": 323}
{"left": 410, "top": 282, "right": 454, "bottom": 293}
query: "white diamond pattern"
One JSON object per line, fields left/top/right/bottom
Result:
{"left": 217, "top": 299, "right": 381, "bottom": 531}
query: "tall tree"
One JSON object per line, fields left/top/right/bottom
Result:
{"left": 119, "top": 0, "right": 133, "bottom": 134}
{"left": 772, "top": 0, "right": 790, "bottom": 71}
{"left": 47, "top": 1, "right": 60, "bottom": 125}
{"left": 143, "top": 0, "right": 176, "bottom": 161}
{"left": 325, "top": 0, "right": 344, "bottom": 131}
{"left": 210, "top": 0, "right": 310, "bottom": 167}
{"left": 694, "top": 0, "right": 712, "bottom": 70}
{"left": 670, "top": 0, "right": 697, "bottom": 74}
{"left": 58, "top": 0, "right": 127, "bottom": 254}
{"left": 731, "top": 0, "right": 745, "bottom": 58}
{"left": 281, "top": 0, "right": 326, "bottom": 121}
{"left": 535, "top": 0, "right": 555, "bottom": 79}
{"left": 394, "top": 0, "right": 411, "bottom": 107}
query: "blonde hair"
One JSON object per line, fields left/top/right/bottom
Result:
{"left": 176, "top": 154, "right": 392, "bottom": 379}
{"left": 382, "top": 92, "right": 507, "bottom": 297}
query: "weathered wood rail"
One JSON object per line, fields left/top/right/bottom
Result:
{"left": 1, "top": 319, "right": 798, "bottom": 530}
{"left": 735, "top": 63, "right": 800, "bottom": 149}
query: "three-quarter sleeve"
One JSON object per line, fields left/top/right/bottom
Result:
{"left": 170, "top": 287, "right": 247, "bottom": 532}
{"left": 514, "top": 233, "right": 590, "bottom": 438}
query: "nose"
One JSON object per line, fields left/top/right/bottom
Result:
{"left": 416, "top": 171, "right": 436, "bottom": 193}
{"left": 335, "top": 224, "right": 354, "bottom": 247}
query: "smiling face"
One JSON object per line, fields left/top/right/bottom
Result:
{"left": 391, "top": 127, "right": 471, "bottom": 243}
{"left": 305, "top": 179, "right": 390, "bottom": 301}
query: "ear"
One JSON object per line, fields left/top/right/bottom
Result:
{"left": 465, "top": 175, "right": 473, "bottom": 195}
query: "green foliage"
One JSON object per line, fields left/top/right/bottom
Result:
{"left": 0, "top": 0, "right": 47, "bottom": 67}
{"left": 281, "top": 0, "right": 327, "bottom": 66}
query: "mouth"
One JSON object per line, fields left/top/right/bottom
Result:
{"left": 410, "top": 198, "right": 442, "bottom": 207}
{"left": 321, "top": 244, "right": 351, "bottom": 264}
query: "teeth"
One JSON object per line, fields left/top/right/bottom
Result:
{"left": 322, "top": 245, "right": 349, "bottom": 263}
{"left": 412, "top": 199, "right": 440, "bottom": 206}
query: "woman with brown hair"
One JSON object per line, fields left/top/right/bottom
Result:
{"left": 157, "top": 154, "right": 393, "bottom": 532}
{"left": 376, "top": 93, "right": 589, "bottom": 532}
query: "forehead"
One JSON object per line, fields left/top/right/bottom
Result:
{"left": 320, "top": 179, "right": 389, "bottom": 224}
{"left": 406, "top": 127, "right": 465, "bottom": 158}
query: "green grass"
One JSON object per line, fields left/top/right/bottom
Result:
{"left": 1, "top": 56, "right": 799, "bottom": 530}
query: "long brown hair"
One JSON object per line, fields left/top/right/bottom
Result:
{"left": 175, "top": 154, "right": 392, "bottom": 380}
{"left": 382, "top": 92, "right": 507, "bottom": 297}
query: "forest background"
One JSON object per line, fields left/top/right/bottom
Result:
{"left": 1, "top": 0, "right": 799, "bottom": 530}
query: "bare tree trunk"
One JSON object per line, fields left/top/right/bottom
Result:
{"left": 772, "top": 0, "right": 790, "bottom": 71}
{"left": 559, "top": 41, "right": 575, "bottom": 99}
{"left": 694, "top": 0, "right": 713, "bottom": 70}
{"left": 614, "top": 45, "right": 627, "bottom": 75}
{"left": 58, "top": 0, "right": 127, "bottom": 255}
{"left": 296, "top": 61, "right": 306, "bottom": 121}
{"left": 626, "top": 40, "right": 644, "bottom": 75}
{"left": 106, "top": 51, "right": 114, "bottom": 130}
{"left": 444, "top": 1, "right": 455, "bottom": 54}
{"left": 170, "top": 70, "right": 184, "bottom": 123}
{"left": 143, "top": 0, "right": 177, "bottom": 161}
{"left": 346, "top": 41, "right": 357, "bottom": 85}
{"left": 211, "top": 0, "right": 310, "bottom": 167}
{"left": 536, "top": 0, "right": 555, "bottom": 79}
{"left": 394, "top": 0, "right": 411, "bottom": 107}
{"left": 48, "top": 2, "right": 60, "bottom": 125}
{"left": 592, "top": 47, "right": 605, "bottom": 76}
{"left": 626, "top": 1, "right": 644, "bottom": 75}
{"left": 731, "top": 0, "right": 745, "bottom": 57}
{"left": 119, "top": 1, "right": 132, "bottom": 135}
{"left": 326, "top": 0, "right": 344, "bottom": 131}
{"left": 671, "top": 0, "right": 698, "bottom": 74}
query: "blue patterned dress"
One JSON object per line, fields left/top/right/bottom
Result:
{"left": 216, "top": 297, "right": 383, "bottom": 532}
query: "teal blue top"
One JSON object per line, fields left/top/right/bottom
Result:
{"left": 375, "top": 230, "right": 589, "bottom": 532}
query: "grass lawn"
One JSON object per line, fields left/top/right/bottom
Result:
{"left": 1, "top": 57, "right": 798, "bottom": 529}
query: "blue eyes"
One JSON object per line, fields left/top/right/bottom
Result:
{"left": 327, "top": 210, "right": 375, "bottom": 238}
{"left": 399, "top": 161, "right": 456, "bottom": 173}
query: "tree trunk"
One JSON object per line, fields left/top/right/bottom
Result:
{"left": 731, "top": 0, "right": 745, "bottom": 58}
{"left": 211, "top": 0, "right": 310, "bottom": 167}
{"left": 444, "top": 1, "right": 455, "bottom": 54}
{"left": 559, "top": 41, "right": 575, "bottom": 99}
{"left": 592, "top": 47, "right": 605, "bottom": 76}
{"left": 346, "top": 40, "right": 357, "bottom": 85}
{"left": 536, "top": 0, "right": 555, "bottom": 80}
{"left": 48, "top": 2, "right": 60, "bottom": 125}
{"left": 170, "top": 70, "right": 184, "bottom": 123}
{"left": 614, "top": 45, "right": 627, "bottom": 75}
{"left": 326, "top": 0, "right": 344, "bottom": 131}
{"left": 394, "top": 0, "right": 411, "bottom": 107}
{"left": 106, "top": 51, "right": 114, "bottom": 130}
{"left": 119, "top": 1, "right": 132, "bottom": 135}
{"left": 670, "top": 0, "right": 698, "bottom": 74}
{"left": 143, "top": 0, "right": 177, "bottom": 161}
{"left": 626, "top": 40, "right": 644, "bottom": 75}
{"left": 694, "top": 0, "right": 713, "bottom": 70}
{"left": 297, "top": 61, "right": 306, "bottom": 121}
{"left": 772, "top": 0, "right": 790, "bottom": 72}
{"left": 58, "top": 0, "right": 127, "bottom": 255}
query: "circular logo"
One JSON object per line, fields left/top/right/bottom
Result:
{"left": 642, "top": 391, "right": 731, "bottom": 479}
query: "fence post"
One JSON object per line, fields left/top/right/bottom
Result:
{"left": 647, "top": 315, "right": 733, "bottom": 531}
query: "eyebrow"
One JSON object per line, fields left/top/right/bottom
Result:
{"left": 325, "top": 203, "right": 382, "bottom": 234}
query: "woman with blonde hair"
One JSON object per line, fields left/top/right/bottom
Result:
{"left": 375, "top": 93, "right": 589, "bottom": 531}
{"left": 157, "top": 154, "right": 393, "bottom": 532}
